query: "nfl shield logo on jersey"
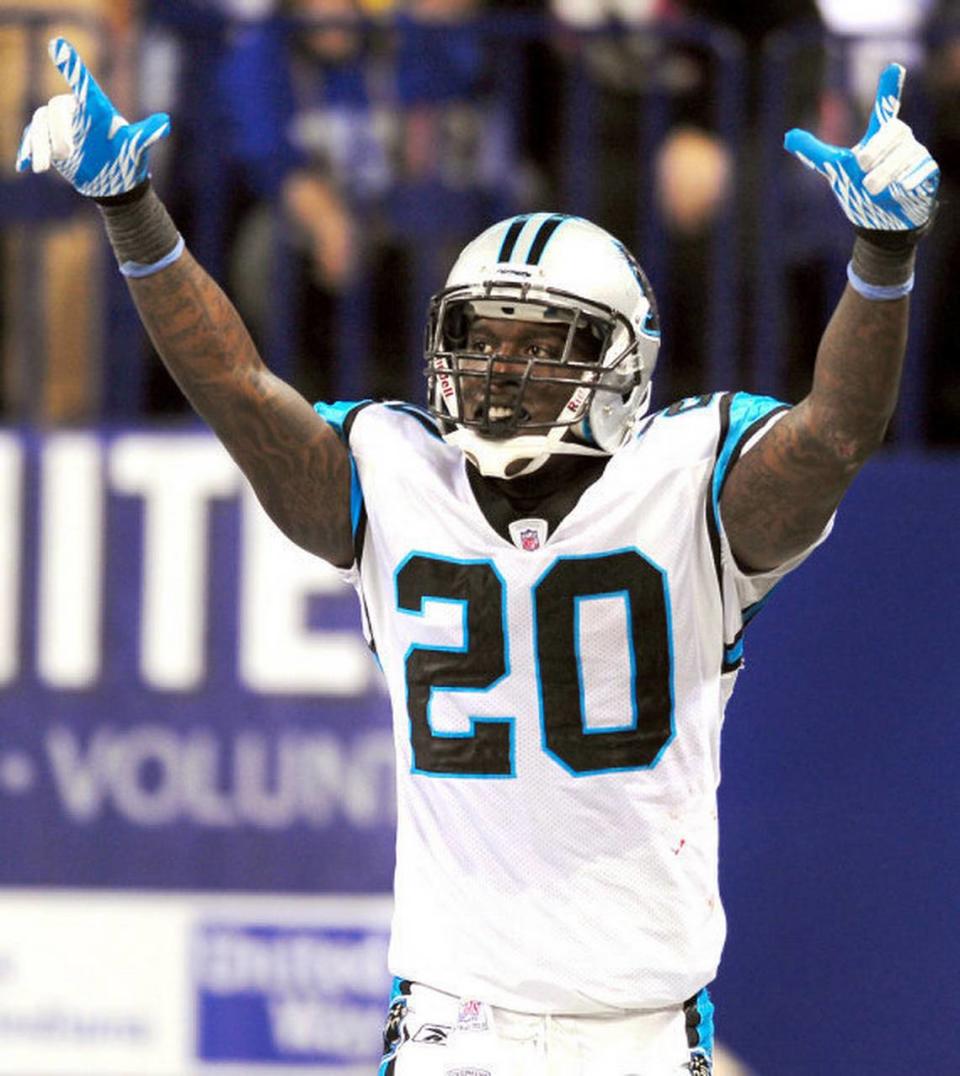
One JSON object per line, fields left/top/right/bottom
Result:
{"left": 508, "top": 517, "right": 548, "bottom": 552}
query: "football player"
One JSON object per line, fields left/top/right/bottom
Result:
{"left": 17, "top": 38, "right": 938, "bottom": 1075}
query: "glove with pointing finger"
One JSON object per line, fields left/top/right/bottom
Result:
{"left": 784, "top": 63, "right": 939, "bottom": 235}
{"left": 16, "top": 37, "right": 170, "bottom": 198}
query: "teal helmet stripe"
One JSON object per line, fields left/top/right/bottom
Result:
{"left": 496, "top": 214, "right": 531, "bottom": 262}
{"left": 524, "top": 213, "right": 570, "bottom": 265}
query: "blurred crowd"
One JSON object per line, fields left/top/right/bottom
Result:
{"left": 1, "top": 0, "right": 959, "bottom": 441}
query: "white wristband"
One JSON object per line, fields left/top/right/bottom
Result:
{"left": 119, "top": 235, "right": 185, "bottom": 278}
{"left": 847, "top": 260, "right": 914, "bottom": 301}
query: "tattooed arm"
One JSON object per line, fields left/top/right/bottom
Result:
{"left": 14, "top": 39, "right": 355, "bottom": 567}
{"left": 722, "top": 62, "right": 938, "bottom": 572}
{"left": 127, "top": 247, "right": 355, "bottom": 568}
{"left": 720, "top": 279, "right": 907, "bottom": 571}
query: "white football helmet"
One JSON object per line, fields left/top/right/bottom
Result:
{"left": 425, "top": 212, "right": 661, "bottom": 478}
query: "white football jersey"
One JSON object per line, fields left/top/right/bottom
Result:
{"left": 319, "top": 392, "right": 830, "bottom": 1014}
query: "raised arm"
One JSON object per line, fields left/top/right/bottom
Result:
{"left": 17, "top": 38, "right": 354, "bottom": 567}
{"left": 721, "top": 64, "right": 939, "bottom": 571}
{"left": 123, "top": 241, "right": 355, "bottom": 567}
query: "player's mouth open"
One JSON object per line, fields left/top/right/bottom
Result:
{"left": 474, "top": 402, "right": 531, "bottom": 429}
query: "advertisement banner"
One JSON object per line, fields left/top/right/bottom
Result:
{"left": 0, "top": 430, "right": 395, "bottom": 894}
{"left": 0, "top": 890, "right": 391, "bottom": 1075}
{"left": 195, "top": 904, "right": 391, "bottom": 1069}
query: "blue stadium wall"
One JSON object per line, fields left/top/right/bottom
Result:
{"left": 716, "top": 451, "right": 960, "bottom": 1073}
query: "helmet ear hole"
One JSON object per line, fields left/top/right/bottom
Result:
{"left": 572, "top": 320, "right": 604, "bottom": 364}
{"left": 441, "top": 302, "right": 471, "bottom": 349}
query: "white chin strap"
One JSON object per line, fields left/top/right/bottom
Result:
{"left": 444, "top": 426, "right": 607, "bottom": 479}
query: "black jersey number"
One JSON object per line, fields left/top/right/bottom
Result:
{"left": 397, "top": 555, "right": 513, "bottom": 776}
{"left": 396, "top": 550, "right": 673, "bottom": 777}
{"left": 534, "top": 552, "right": 673, "bottom": 773}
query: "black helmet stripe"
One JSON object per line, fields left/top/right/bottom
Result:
{"left": 525, "top": 214, "right": 569, "bottom": 265}
{"left": 496, "top": 215, "right": 531, "bottom": 262}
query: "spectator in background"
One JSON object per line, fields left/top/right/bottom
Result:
{"left": 681, "top": 0, "right": 828, "bottom": 405}
{"left": 219, "top": 0, "right": 520, "bottom": 401}
{"left": 0, "top": 0, "right": 136, "bottom": 422}
{"left": 547, "top": 0, "right": 699, "bottom": 245}
{"left": 388, "top": 0, "right": 525, "bottom": 372}
{"left": 141, "top": 0, "right": 277, "bottom": 248}
{"left": 814, "top": 0, "right": 933, "bottom": 113}
{"left": 135, "top": 1, "right": 278, "bottom": 411}
{"left": 393, "top": 0, "right": 514, "bottom": 214}
{"left": 544, "top": 1, "right": 726, "bottom": 401}
{"left": 217, "top": 0, "right": 394, "bottom": 400}
{"left": 546, "top": 0, "right": 823, "bottom": 401}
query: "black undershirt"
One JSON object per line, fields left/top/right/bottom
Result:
{"left": 466, "top": 454, "right": 611, "bottom": 545}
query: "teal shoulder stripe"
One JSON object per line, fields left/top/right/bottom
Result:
{"left": 711, "top": 392, "right": 789, "bottom": 511}
{"left": 314, "top": 399, "right": 370, "bottom": 538}
{"left": 710, "top": 393, "right": 792, "bottom": 631}
{"left": 314, "top": 399, "right": 370, "bottom": 439}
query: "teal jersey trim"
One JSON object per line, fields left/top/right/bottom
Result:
{"left": 314, "top": 399, "right": 370, "bottom": 539}
{"left": 723, "top": 637, "right": 744, "bottom": 666}
{"left": 711, "top": 392, "right": 789, "bottom": 518}
{"left": 710, "top": 393, "right": 790, "bottom": 666}
{"left": 696, "top": 987, "right": 715, "bottom": 1055}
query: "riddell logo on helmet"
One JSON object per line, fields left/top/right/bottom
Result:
{"left": 565, "top": 386, "right": 591, "bottom": 413}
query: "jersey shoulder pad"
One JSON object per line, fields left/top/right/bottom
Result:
{"left": 636, "top": 391, "right": 790, "bottom": 478}
{"left": 325, "top": 401, "right": 452, "bottom": 471}
{"left": 313, "top": 399, "right": 445, "bottom": 446}
{"left": 313, "top": 399, "right": 373, "bottom": 442}
{"left": 382, "top": 401, "right": 445, "bottom": 440}
{"left": 653, "top": 393, "right": 723, "bottom": 421}
{"left": 636, "top": 392, "right": 729, "bottom": 464}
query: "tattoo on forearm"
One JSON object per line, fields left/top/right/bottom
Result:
{"left": 808, "top": 288, "right": 908, "bottom": 451}
{"left": 129, "top": 252, "right": 354, "bottom": 565}
{"left": 723, "top": 287, "right": 908, "bottom": 570}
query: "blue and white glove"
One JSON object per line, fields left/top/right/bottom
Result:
{"left": 16, "top": 37, "right": 170, "bottom": 198}
{"left": 784, "top": 63, "right": 939, "bottom": 233}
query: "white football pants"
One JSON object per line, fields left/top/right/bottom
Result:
{"left": 378, "top": 979, "right": 713, "bottom": 1075}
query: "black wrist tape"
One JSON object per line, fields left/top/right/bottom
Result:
{"left": 96, "top": 181, "right": 182, "bottom": 270}
{"left": 851, "top": 231, "right": 917, "bottom": 287}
